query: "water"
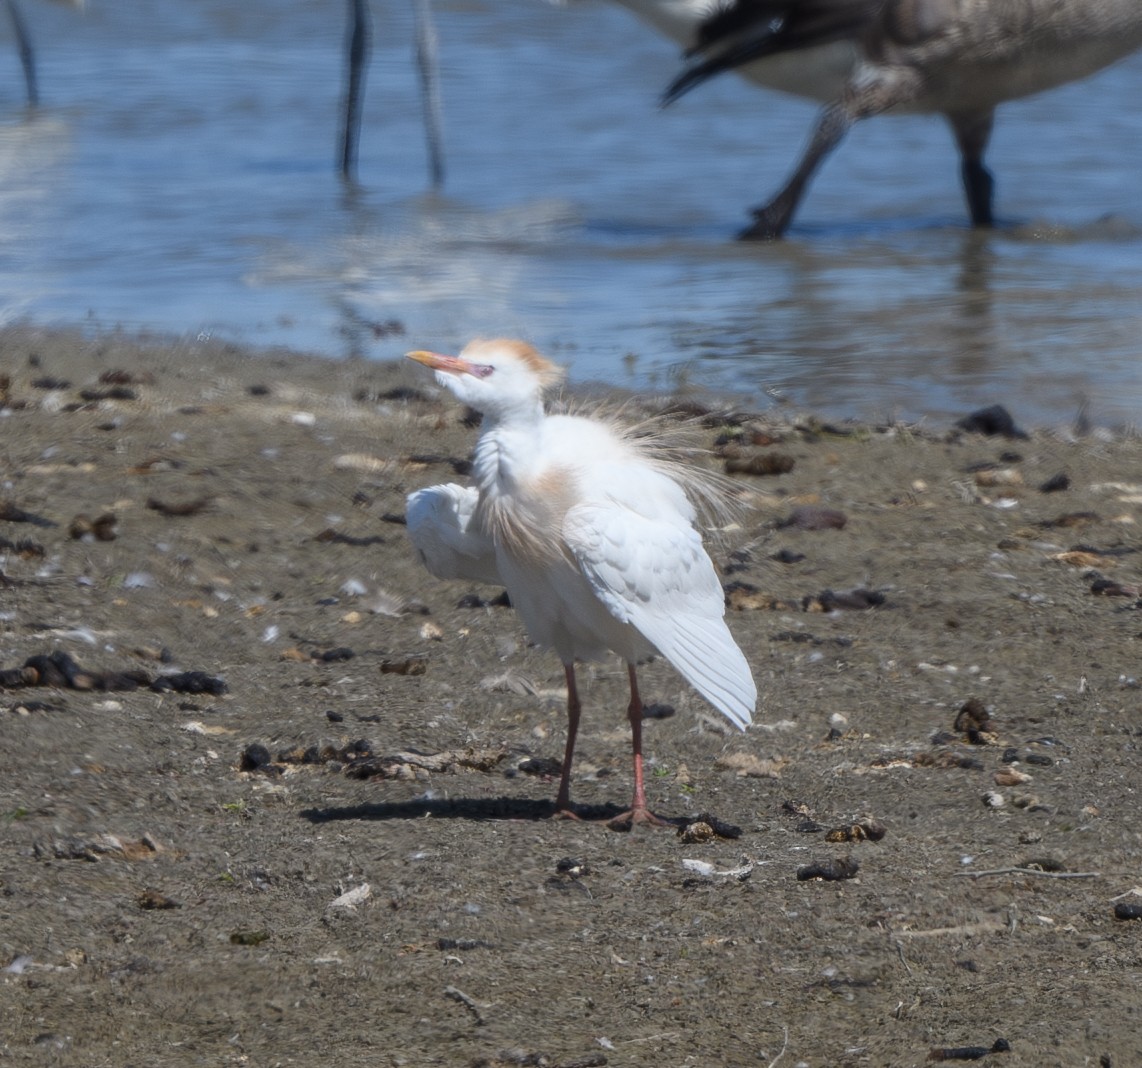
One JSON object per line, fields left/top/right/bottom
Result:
{"left": 2, "top": 0, "right": 1141, "bottom": 426}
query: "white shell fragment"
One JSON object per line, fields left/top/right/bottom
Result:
{"left": 327, "top": 883, "right": 372, "bottom": 910}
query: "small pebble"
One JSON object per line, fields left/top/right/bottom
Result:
{"left": 796, "top": 857, "right": 859, "bottom": 882}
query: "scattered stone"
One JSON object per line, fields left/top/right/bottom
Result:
{"left": 146, "top": 496, "right": 213, "bottom": 517}
{"left": 1090, "top": 577, "right": 1139, "bottom": 596}
{"left": 724, "top": 582, "right": 797, "bottom": 611}
{"left": 313, "top": 528, "right": 386, "bottom": 547}
{"left": 456, "top": 591, "right": 512, "bottom": 609}
{"left": 344, "top": 746, "right": 507, "bottom": 780}
{"left": 678, "top": 821, "right": 716, "bottom": 844}
{"left": 973, "top": 467, "right": 1023, "bottom": 488}
{"left": 1052, "top": 549, "right": 1112, "bottom": 569}
{"left": 1038, "top": 473, "right": 1070, "bottom": 493}
{"left": 678, "top": 812, "right": 742, "bottom": 842}
{"left": 715, "top": 752, "right": 788, "bottom": 778}
{"left": 380, "top": 656, "right": 428, "bottom": 675}
{"left": 151, "top": 671, "right": 228, "bottom": 696}
{"left": 1113, "top": 903, "right": 1142, "bottom": 921}
{"left": 328, "top": 884, "right": 371, "bottom": 910}
{"left": 0, "top": 535, "right": 45, "bottom": 558}
{"left": 993, "top": 768, "right": 1032, "bottom": 787}
{"left": 555, "top": 857, "right": 589, "bottom": 878}
{"left": 38, "top": 833, "right": 165, "bottom": 863}
{"left": 897, "top": 751, "right": 984, "bottom": 771}
{"left": 80, "top": 384, "right": 137, "bottom": 402}
{"left": 1039, "top": 510, "right": 1100, "bottom": 529}
{"left": 723, "top": 450, "right": 795, "bottom": 476}
{"left": 953, "top": 698, "right": 994, "bottom": 743}
{"left": 956, "top": 403, "right": 1026, "bottom": 438}
{"left": 824, "top": 817, "right": 886, "bottom": 843}
{"left": 0, "top": 500, "right": 56, "bottom": 527}
{"left": 778, "top": 505, "right": 847, "bottom": 531}
{"left": 1019, "top": 855, "right": 1066, "bottom": 872}
{"left": 518, "top": 756, "right": 562, "bottom": 777}
{"left": 239, "top": 743, "right": 274, "bottom": 771}
{"left": 0, "top": 651, "right": 153, "bottom": 693}
{"left": 826, "top": 712, "right": 849, "bottom": 740}
{"left": 68, "top": 512, "right": 119, "bottom": 541}
{"left": 806, "top": 587, "right": 885, "bottom": 611}
{"left": 276, "top": 743, "right": 336, "bottom": 765}
{"left": 771, "top": 630, "right": 853, "bottom": 648}
{"left": 796, "top": 857, "right": 859, "bottom": 882}
{"left": 771, "top": 548, "right": 806, "bottom": 564}
{"left": 928, "top": 1038, "right": 1011, "bottom": 1061}
{"left": 137, "top": 888, "right": 181, "bottom": 910}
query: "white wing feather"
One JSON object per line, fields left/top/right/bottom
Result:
{"left": 406, "top": 483, "right": 502, "bottom": 585}
{"left": 563, "top": 501, "right": 755, "bottom": 730}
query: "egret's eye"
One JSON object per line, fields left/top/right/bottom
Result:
{"left": 471, "top": 363, "right": 495, "bottom": 379}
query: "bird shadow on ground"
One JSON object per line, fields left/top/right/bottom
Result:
{"left": 299, "top": 795, "right": 630, "bottom": 825}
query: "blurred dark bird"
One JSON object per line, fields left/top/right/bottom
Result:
{"left": 600, "top": 0, "right": 1142, "bottom": 237}
{"left": 340, "top": 0, "right": 444, "bottom": 187}
{"left": 4, "top": 0, "right": 82, "bottom": 106}
{"left": 405, "top": 339, "right": 756, "bottom": 828}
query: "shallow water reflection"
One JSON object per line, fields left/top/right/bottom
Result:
{"left": 1, "top": 0, "right": 1140, "bottom": 425}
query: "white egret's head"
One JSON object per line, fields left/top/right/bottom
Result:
{"left": 407, "top": 338, "right": 563, "bottom": 419}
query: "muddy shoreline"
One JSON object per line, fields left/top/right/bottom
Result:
{"left": 1, "top": 324, "right": 1141, "bottom": 1066}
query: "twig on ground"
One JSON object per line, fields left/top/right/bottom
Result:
{"left": 443, "top": 984, "right": 486, "bottom": 1026}
{"left": 767, "top": 1025, "right": 790, "bottom": 1068}
{"left": 955, "top": 867, "right": 1100, "bottom": 879}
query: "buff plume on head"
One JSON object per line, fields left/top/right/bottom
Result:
{"left": 407, "top": 338, "right": 564, "bottom": 418}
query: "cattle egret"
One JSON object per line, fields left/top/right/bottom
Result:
{"left": 406, "top": 339, "right": 756, "bottom": 828}
{"left": 596, "top": 0, "right": 1142, "bottom": 236}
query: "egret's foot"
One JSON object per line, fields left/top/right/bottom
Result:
{"left": 606, "top": 807, "right": 681, "bottom": 832}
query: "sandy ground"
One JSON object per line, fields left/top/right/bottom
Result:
{"left": 1, "top": 324, "right": 1141, "bottom": 1067}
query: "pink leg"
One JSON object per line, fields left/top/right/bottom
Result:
{"left": 553, "top": 662, "right": 581, "bottom": 817}
{"left": 627, "top": 663, "right": 649, "bottom": 815}
{"left": 609, "top": 663, "right": 674, "bottom": 829}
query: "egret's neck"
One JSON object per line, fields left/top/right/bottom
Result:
{"left": 473, "top": 399, "right": 546, "bottom": 495}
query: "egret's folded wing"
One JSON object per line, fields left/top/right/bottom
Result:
{"left": 406, "top": 484, "right": 502, "bottom": 585}
{"left": 563, "top": 503, "right": 755, "bottom": 729}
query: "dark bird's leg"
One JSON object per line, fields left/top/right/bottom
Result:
{"left": 339, "top": 0, "right": 372, "bottom": 182}
{"left": 4, "top": 0, "right": 38, "bottom": 107}
{"left": 554, "top": 662, "right": 583, "bottom": 817}
{"left": 741, "top": 102, "right": 852, "bottom": 240}
{"left": 413, "top": 0, "right": 445, "bottom": 189}
{"left": 948, "top": 109, "right": 996, "bottom": 227}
